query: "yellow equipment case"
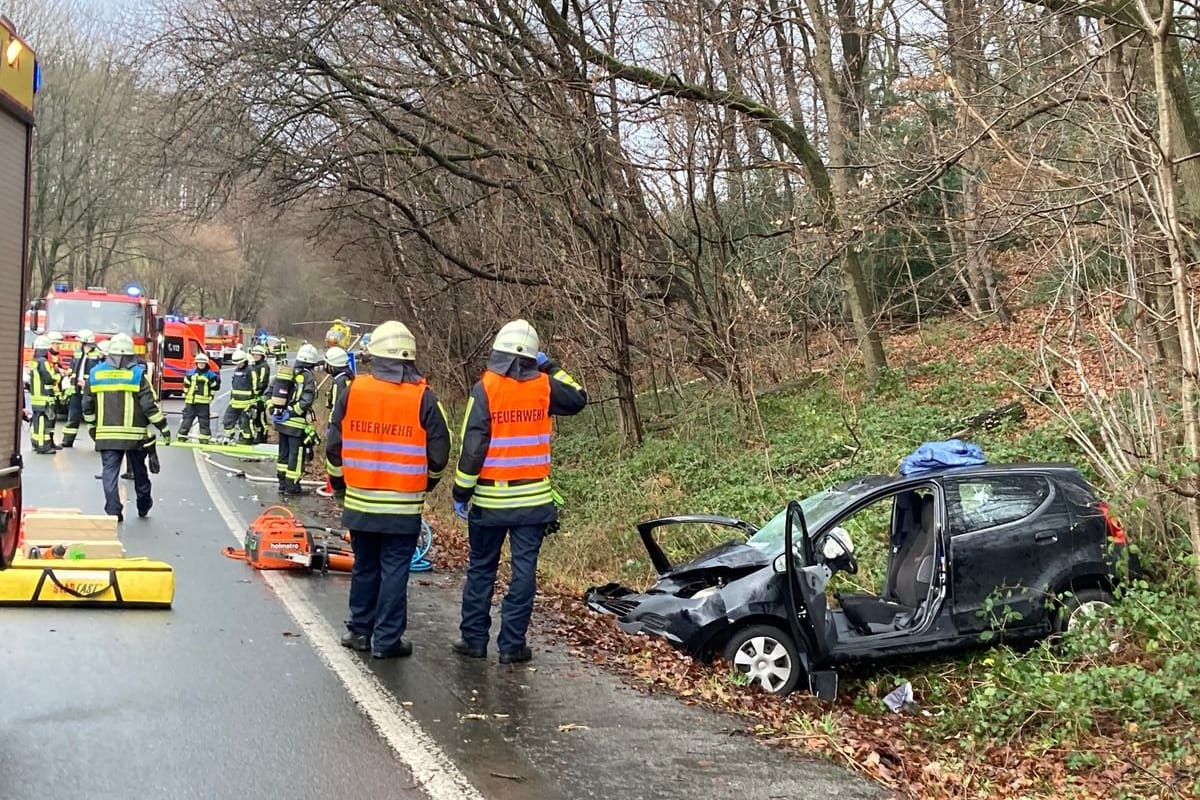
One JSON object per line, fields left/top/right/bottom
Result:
{"left": 0, "top": 557, "right": 174, "bottom": 608}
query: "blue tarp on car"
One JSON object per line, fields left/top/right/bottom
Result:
{"left": 899, "top": 439, "right": 986, "bottom": 476}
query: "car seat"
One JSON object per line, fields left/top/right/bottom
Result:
{"left": 838, "top": 493, "right": 938, "bottom": 634}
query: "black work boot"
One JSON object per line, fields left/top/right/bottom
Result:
{"left": 340, "top": 631, "right": 370, "bottom": 652}
{"left": 499, "top": 646, "right": 533, "bottom": 665}
{"left": 283, "top": 481, "right": 307, "bottom": 496}
{"left": 452, "top": 640, "right": 488, "bottom": 659}
{"left": 372, "top": 640, "right": 413, "bottom": 659}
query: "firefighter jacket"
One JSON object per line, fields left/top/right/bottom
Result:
{"left": 183, "top": 367, "right": 221, "bottom": 405}
{"left": 29, "top": 355, "right": 58, "bottom": 411}
{"left": 453, "top": 351, "right": 586, "bottom": 525}
{"left": 328, "top": 370, "right": 352, "bottom": 423}
{"left": 228, "top": 364, "right": 255, "bottom": 410}
{"left": 276, "top": 366, "right": 316, "bottom": 436}
{"left": 326, "top": 358, "right": 450, "bottom": 535}
{"left": 67, "top": 349, "right": 102, "bottom": 397}
{"left": 83, "top": 361, "right": 168, "bottom": 450}
{"left": 252, "top": 359, "right": 271, "bottom": 400}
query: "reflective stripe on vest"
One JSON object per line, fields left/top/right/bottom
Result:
{"left": 479, "top": 371, "right": 552, "bottom": 482}
{"left": 344, "top": 486, "right": 425, "bottom": 516}
{"left": 89, "top": 365, "right": 143, "bottom": 393}
{"left": 472, "top": 478, "right": 556, "bottom": 510}
{"left": 341, "top": 376, "right": 428, "bottom": 499}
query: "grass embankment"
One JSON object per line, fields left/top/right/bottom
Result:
{"left": 532, "top": 319, "right": 1200, "bottom": 799}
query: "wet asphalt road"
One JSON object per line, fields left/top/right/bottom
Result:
{"left": 1, "top": 366, "right": 884, "bottom": 800}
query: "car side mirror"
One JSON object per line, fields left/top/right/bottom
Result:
{"left": 28, "top": 299, "right": 45, "bottom": 333}
{"left": 773, "top": 553, "right": 787, "bottom": 574}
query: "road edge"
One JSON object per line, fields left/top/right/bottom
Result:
{"left": 193, "top": 449, "right": 485, "bottom": 800}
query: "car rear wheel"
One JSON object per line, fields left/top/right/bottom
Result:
{"left": 1054, "top": 587, "right": 1115, "bottom": 634}
{"left": 723, "top": 624, "right": 802, "bottom": 695}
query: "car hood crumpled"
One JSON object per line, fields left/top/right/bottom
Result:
{"left": 664, "top": 541, "right": 771, "bottom": 577}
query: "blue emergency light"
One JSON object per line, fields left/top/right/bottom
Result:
{"left": 125, "top": 284, "right": 142, "bottom": 297}
{"left": 52, "top": 281, "right": 68, "bottom": 292}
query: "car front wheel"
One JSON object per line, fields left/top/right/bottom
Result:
{"left": 723, "top": 624, "right": 803, "bottom": 695}
{"left": 1054, "top": 587, "right": 1116, "bottom": 634}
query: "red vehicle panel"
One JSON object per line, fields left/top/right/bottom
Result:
{"left": 161, "top": 320, "right": 208, "bottom": 397}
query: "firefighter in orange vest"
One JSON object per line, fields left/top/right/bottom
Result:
{"left": 451, "top": 319, "right": 586, "bottom": 664}
{"left": 326, "top": 321, "right": 450, "bottom": 659}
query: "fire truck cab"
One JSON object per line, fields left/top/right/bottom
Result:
{"left": 27, "top": 284, "right": 162, "bottom": 396}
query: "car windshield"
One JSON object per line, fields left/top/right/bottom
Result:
{"left": 205, "top": 322, "right": 220, "bottom": 337}
{"left": 746, "top": 489, "right": 860, "bottom": 555}
{"left": 47, "top": 299, "right": 144, "bottom": 337}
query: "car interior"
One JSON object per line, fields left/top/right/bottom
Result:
{"left": 833, "top": 488, "right": 942, "bottom": 636}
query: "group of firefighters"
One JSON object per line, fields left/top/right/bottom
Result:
{"left": 28, "top": 316, "right": 585, "bottom": 664}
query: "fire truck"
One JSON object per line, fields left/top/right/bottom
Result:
{"left": 0, "top": 16, "right": 36, "bottom": 567}
{"left": 190, "top": 317, "right": 223, "bottom": 362}
{"left": 27, "top": 284, "right": 163, "bottom": 396}
{"left": 222, "top": 320, "right": 242, "bottom": 360}
{"left": 191, "top": 317, "right": 241, "bottom": 363}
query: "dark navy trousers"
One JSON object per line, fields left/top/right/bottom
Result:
{"left": 459, "top": 523, "right": 546, "bottom": 653}
{"left": 100, "top": 449, "right": 151, "bottom": 517}
{"left": 347, "top": 531, "right": 419, "bottom": 651}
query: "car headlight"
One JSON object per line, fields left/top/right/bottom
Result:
{"left": 692, "top": 586, "right": 722, "bottom": 600}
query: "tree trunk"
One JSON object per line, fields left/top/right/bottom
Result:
{"left": 1140, "top": 0, "right": 1200, "bottom": 590}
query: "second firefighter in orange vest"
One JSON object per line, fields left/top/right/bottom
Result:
{"left": 452, "top": 319, "right": 586, "bottom": 664}
{"left": 325, "top": 321, "right": 450, "bottom": 659}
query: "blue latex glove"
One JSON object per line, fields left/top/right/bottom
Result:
{"left": 535, "top": 351, "right": 549, "bottom": 368}
{"left": 454, "top": 500, "right": 469, "bottom": 520}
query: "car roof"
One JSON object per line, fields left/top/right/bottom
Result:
{"left": 830, "top": 463, "right": 1085, "bottom": 494}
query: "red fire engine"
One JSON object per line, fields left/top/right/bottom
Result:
{"left": 28, "top": 284, "right": 163, "bottom": 396}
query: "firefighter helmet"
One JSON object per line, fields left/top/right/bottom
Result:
{"left": 295, "top": 343, "right": 321, "bottom": 365}
{"left": 97, "top": 339, "right": 110, "bottom": 355}
{"left": 195, "top": 353, "right": 210, "bottom": 364}
{"left": 324, "top": 347, "right": 349, "bottom": 369}
{"left": 33, "top": 335, "right": 52, "bottom": 350}
{"left": 251, "top": 345, "right": 267, "bottom": 357}
{"left": 107, "top": 333, "right": 136, "bottom": 356}
{"left": 492, "top": 319, "right": 539, "bottom": 358}
{"left": 367, "top": 321, "right": 416, "bottom": 360}
{"left": 77, "top": 329, "right": 96, "bottom": 344}
{"left": 231, "top": 348, "right": 249, "bottom": 364}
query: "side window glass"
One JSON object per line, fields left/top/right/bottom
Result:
{"left": 164, "top": 336, "right": 184, "bottom": 360}
{"left": 947, "top": 476, "right": 1049, "bottom": 533}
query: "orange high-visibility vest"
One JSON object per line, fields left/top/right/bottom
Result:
{"left": 479, "top": 371, "right": 552, "bottom": 482}
{"left": 341, "top": 376, "right": 428, "bottom": 493}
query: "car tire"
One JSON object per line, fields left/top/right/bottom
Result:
{"left": 1053, "top": 587, "right": 1115, "bottom": 634}
{"left": 723, "top": 624, "right": 803, "bottom": 695}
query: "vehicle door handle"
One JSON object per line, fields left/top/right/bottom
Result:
{"left": 1034, "top": 531, "right": 1058, "bottom": 543}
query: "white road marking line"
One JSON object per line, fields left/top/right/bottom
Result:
{"left": 193, "top": 449, "right": 485, "bottom": 800}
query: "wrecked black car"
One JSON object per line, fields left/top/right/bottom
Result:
{"left": 587, "top": 464, "right": 1129, "bottom": 697}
